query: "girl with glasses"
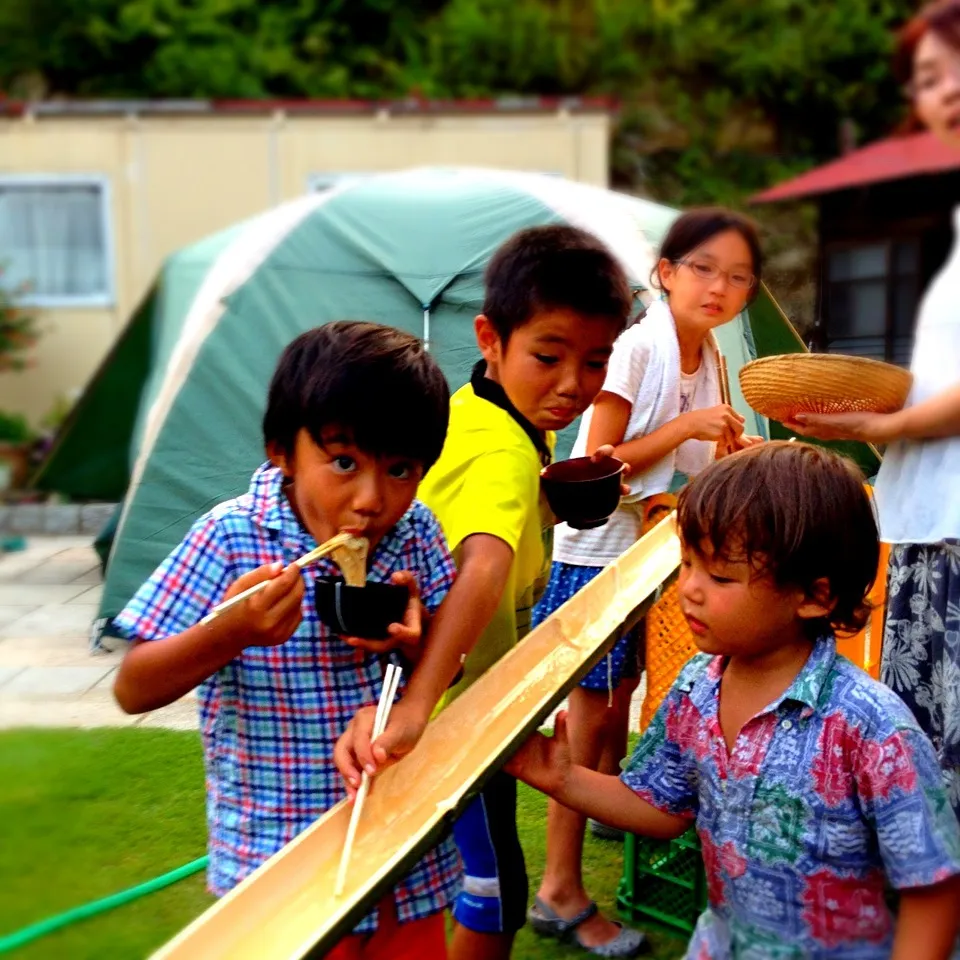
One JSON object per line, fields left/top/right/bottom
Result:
{"left": 526, "top": 207, "right": 764, "bottom": 957}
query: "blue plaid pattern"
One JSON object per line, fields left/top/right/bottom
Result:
{"left": 113, "top": 462, "right": 462, "bottom": 931}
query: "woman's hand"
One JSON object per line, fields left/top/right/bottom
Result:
{"left": 784, "top": 411, "right": 902, "bottom": 444}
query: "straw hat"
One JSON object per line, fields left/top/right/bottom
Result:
{"left": 738, "top": 353, "right": 913, "bottom": 423}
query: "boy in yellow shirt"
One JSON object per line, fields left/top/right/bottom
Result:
{"left": 336, "top": 225, "right": 634, "bottom": 959}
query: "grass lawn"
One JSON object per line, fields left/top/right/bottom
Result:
{"left": 0, "top": 729, "right": 685, "bottom": 959}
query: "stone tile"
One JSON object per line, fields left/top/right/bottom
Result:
{"left": 52, "top": 544, "right": 100, "bottom": 563}
{"left": 3, "top": 664, "right": 115, "bottom": 698}
{"left": 0, "top": 605, "right": 40, "bottom": 628}
{"left": 0, "top": 665, "right": 25, "bottom": 688}
{"left": 11, "top": 560, "right": 99, "bottom": 586}
{"left": 68, "top": 584, "right": 103, "bottom": 605}
{"left": 43, "top": 505, "right": 81, "bottom": 535}
{"left": 0, "top": 637, "right": 121, "bottom": 668}
{"left": 71, "top": 567, "right": 103, "bottom": 586}
{"left": 0, "top": 602, "right": 99, "bottom": 639}
{"left": 0, "top": 697, "right": 138, "bottom": 729}
{"left": 137, "top": 699, "right": 199, "bottom": 731}
{"left": 80, "top": 504, "right": 118, "bottom": 536}
{"left": 0, "top": 584, "right": 90, "bottom": 606}
{"left": 86, "top": 666, "right": 118, "bottom": 693}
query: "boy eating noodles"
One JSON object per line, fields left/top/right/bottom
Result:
{"left": 113, "top": 322, "right": 459, "bottom": 959}
{"left": 508, "top": 441, "right": 960, "bottom": 959}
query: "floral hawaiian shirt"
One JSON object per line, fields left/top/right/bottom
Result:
{"left": 622, "top": 637, "right": 960, "bottom": 959}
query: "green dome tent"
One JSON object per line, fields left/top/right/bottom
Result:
{"left": 32, "top": 167, "right": 876, "bottom": 639}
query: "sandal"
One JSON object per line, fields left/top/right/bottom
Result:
{"left": 527, "top": 896, "right": 647, "bottom": 957}
{"left": 589, "top": 818, "right": 626, "bottom": 842}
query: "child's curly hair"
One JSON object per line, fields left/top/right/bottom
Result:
{"left": 677, "top": 441, "right": 880, "bottom": 636}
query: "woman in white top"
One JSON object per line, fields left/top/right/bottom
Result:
{"left": 789, "top": 0, "right": 960, "bottom": 817}
{"left": 527, "top": 209, "right": 763, "bottom": 956}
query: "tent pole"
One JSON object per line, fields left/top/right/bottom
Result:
{"left": 423, "top": 306, "right": 431, "bottom": 351}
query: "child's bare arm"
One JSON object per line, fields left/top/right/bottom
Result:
{"left": 335, "top": 533, "right": 513, "bottom": 790}
{"left": 892, "top": 877, "right": 960, "bottom": 960}
{"left": 506, "top": 711, "right": 689, "bottom": 839}
{"left": 114, "top": 562, "right": 304, "bottom": 714}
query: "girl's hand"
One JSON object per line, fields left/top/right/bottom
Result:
{"left": 344, "top": 571, "right": 425, "bottom": 659}
{"left": 784, "top": 411, "right": 901, "bottom": 444}
{"left": 219, "top": 562, "right": 304, "bottom": 647}
{"left": 505, "top": 710, "right": 573, "bottom": 796}
{"left": 591, "top": 444, "right": 631, "bottom": 497}
{"left": 682, "top": 405, "right": 745, "bottom": 443}
{"left": 718, "top": 433, "right": 764, "bottom": 457}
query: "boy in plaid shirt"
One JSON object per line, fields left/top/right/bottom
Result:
{"left": 113, "top": 322, "right": 460, "bottom": 960}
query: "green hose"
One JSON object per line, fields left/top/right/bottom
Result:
{"left": 0, "top": 856, "right": 208, "bottom": 954}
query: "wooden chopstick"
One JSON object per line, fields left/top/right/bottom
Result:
{"left": 335, "top": 664, "right": 403, "bottom": 897}
{"left": 199, "top": 533, "right": 364, "bottom": 625}
{"left": 718, "top": 353, "right": 731, "bottom": 407}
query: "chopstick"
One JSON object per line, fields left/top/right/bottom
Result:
{"left": 718, "top": 353, "right": 731, "bottom": 407}
{"left": 335, "top": 663, "right": 403, "bottom": 897}
{"left": 199, "top": 532, "right": 363, "bottom": 625}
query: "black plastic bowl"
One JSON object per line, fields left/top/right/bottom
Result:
{"left": 540, "top": 455, "right": 626, "bottom": 530}
{"left": 314, "top": 579, "right": 408, "bottom": 639}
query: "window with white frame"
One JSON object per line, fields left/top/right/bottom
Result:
{"left": 0, "top": 176, "right": 113, "bottom": 307}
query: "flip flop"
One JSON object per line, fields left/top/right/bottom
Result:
{"left": 589, "top": 818, "right": 626, "bottom": 842}
{"left": 527, "top": 896, "right": 647, "bottom": 957}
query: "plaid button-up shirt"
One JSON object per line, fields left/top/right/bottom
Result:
{"left": 114, "top": 463, "right": 462, "bottom": 931}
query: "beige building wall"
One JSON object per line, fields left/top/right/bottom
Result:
{"left": 0, "top": 108, "right": 610, "bottom": 424}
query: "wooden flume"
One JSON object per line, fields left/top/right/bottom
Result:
{"left": 200, "top": 533, "right": 369, "bottom": 624}
{"left": 151, "top": 515, "right": 682, "bottom": 960}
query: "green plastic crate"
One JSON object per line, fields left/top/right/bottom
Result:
{"left": 616, "top": 827, "right": 707, "bottom": 935}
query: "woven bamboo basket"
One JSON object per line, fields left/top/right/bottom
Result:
{"left": 738, "top": 353, "right": 912, "bottom": 423}
{"left": 640, "top": 580, "right": 699, "bottom": 732}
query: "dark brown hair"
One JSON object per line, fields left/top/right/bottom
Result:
{"left": 895, "top": 0, "right": 960, "bottom": 130}
{"left": 482, "top": 225, "right": 632, "bottom": 344}
{"left": 677, "top": 441, "right": 880, "bottom": 636}
{"left": 653, "top": 207, "right": 764, "bottom": 306}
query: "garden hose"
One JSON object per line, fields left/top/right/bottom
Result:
{"left": 0, "top": 856, "right": 208, "bottom": 954}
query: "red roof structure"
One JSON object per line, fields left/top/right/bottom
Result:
{"left": 752, "top": 130, "right": 960, "bottom": 203}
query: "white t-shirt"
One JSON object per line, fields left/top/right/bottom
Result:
{"left": 874, "top": 207, "right": 960, "bottom": 544}
{"left": 554, "top": 307, "right": 719, "bottom": 567}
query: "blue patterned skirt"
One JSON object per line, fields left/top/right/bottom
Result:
{"left": 533, "top": 561, "right": 639, "bottom": 692}
{"left": 881, "top": 540, "right": 960, "bottom": 817}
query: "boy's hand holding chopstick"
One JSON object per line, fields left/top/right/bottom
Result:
{"left": 335, "top": 696, "right": 431, "bottom": 800}
{"left": 213, "top": 562, "right": 304, "bottom": 647}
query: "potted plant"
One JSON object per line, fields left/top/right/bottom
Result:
{"left": 0, "top": 411, "right": 34, "bottom": 489}
{"left": 0, "top": 266, "right": 38, "bottom": 372}
{"left": 0, "top": 267, "right": 40, "bottom": 489}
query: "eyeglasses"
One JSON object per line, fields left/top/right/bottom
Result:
{"left": 676, "top": 259, "right": 756, "bottom": 290}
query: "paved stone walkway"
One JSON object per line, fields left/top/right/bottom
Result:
{"left": 0, "top": 536, "right": 197, "bottom": 730}
{"left": 0, "top": 535, "right": 644, "bottom": 732}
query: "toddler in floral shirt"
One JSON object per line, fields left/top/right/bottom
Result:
{"left": 509, "top": 441, "right": 960, "bottom": 959}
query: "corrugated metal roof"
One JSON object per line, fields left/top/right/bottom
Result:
{"left": 752, "top": 130, "right": 960, "bottom": 203}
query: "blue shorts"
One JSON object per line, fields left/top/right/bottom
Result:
{"left": 533, "top": 561, "right": 640, "bottom": 690}
{"left": 452, "top": 772, "right": 528, "bottom": 934}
